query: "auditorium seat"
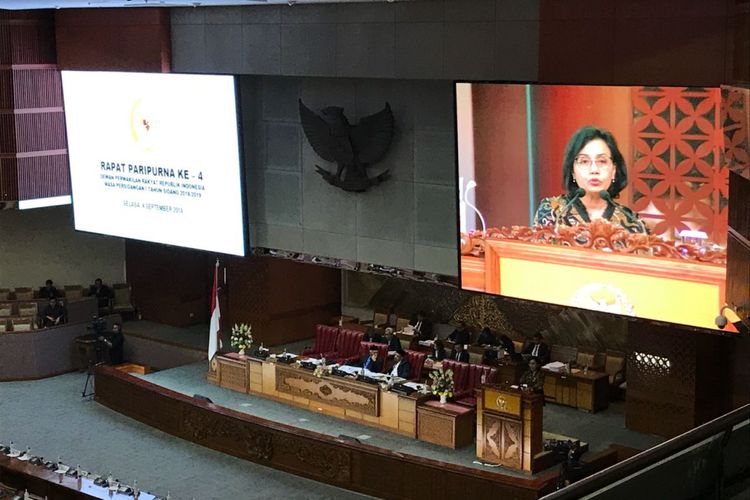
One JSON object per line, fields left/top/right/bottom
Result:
{"left": 403, "top": 349, "right": 426, "bottom": 382}
{"left": 332, "top": 328, "right": 364, "bottom": 365}
{"left": 442, "top": 359, "right": 497, "bottom": 408}
{"left": 13, "top": 287, "right": 33, "bottom": 300}
{"left": 550, "top": 344, "right": 577, "bottom": 364}
{"left": 0, "top": 320, "right": 8, "bottom": 333}
{"left": 0, "top": 303, "right": 12, "bottom": 317}
{"left": 302, "top": 324, "right": 339, "bottom": 359}
{"left": 12, "top": 318, "right": 33, "bottom": 331}
{"left": 359, "top": 342, "right": 388, "bottom": 372}
{"left": 111, "top": 283, "right": 136, "bottom": 319}
{"left": 576, "top": 348, "right": 603, "bottom": 371}
{"left": 512, "top": 340, "right": 524, "bottom": 354}
{"left": 0, "top": 288, "right": 10, "bottom": 300}
{"left": 395, "top": 316, "right": 410, "bottom": 332}
{"left": 17, "top": 302, "right": 38, "bottom": 317}
{"left": 604, "top": 350, "right": 626, "bottom": 398}
{"left": 63, "top": 285, "right": 84, "bottom": 300}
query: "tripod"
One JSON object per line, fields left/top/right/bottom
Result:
{"left": 81, "top": 361, "right": 96, "bottom": 399}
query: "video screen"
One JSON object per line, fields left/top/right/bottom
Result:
{"left": 456, "top": 83, "right": 730, "bottom": 331}
{"left": 62, "top": 71, "right": 246, "bottom": 256}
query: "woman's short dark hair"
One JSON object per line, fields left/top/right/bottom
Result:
{"left": 562, "top": 126, "right": 628, "bottom": 198}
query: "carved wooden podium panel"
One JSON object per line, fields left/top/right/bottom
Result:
{"left": 476, "top": 386, "right": 543, "bottom": 472}
{"left": 275, "top": 364, "right": 379, "bottom": 416}
{"left": 463, "top": 238, "right": 725, "bottom": 330}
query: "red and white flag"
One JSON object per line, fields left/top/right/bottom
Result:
{"left": 208, "top": 259, "right": 222, "bottom": 360}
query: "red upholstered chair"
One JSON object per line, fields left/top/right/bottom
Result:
{"left": 302, "top": 324, "right": 340, "bottom": 359}
{"left": 442, "top": 360, "right": 497, "bottom": 408}
{"left": 404, "top": 349, "right": 427, "bottom": 382}
{"left": 359, "top": 342, "right": 388, "bottom": 372}
{"left": 333, "top": 328, "right": 365, "bottom": 365}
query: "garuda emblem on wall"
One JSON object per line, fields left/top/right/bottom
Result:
{"left": 299, "top": 99, "right": 394, "bottom": 192}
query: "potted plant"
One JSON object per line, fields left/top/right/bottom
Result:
{"left": 429, "top": 367, "right": 454, "bottom": 404}
{"left": 230, "top": 323, "right": 253, "bottom": 356}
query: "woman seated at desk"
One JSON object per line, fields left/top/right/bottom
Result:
{"left": 519, "top": 356, "right": 544, "bottom": 394}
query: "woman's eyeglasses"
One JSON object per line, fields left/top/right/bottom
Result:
{"left": 574, "top": 155, "right": 613, "bottom": 170}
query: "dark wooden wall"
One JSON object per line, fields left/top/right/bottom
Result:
{"left": 54, "top": 9, "right": 170, "bottom": 72}
{"left": 224, "top": 256, "right": 341, "bottom": 347}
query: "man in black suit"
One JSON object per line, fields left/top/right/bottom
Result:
{"left": 388, "top": 349, "right": 411, "bottom": 379}
{"left": 359, "top": 345, "right": 383, "bottom": 373}
{"left": 522, "top": 333, "right": 550, "bottom": 366}
{"left": 384, "top": 327, "right": 401, "bottom": 351}
{"left": 42, "top": 297, "right": 66, "bottom": 327}
{"left": 99, "top": 322, "right": 124, "bottom": 365}
{"left": 362, "top": 327, "right": 384, "bottom": 344}
{"left": 39, "top": 279, "right": 60, "bottom": 299}
{"left": 410, "top": 312, "right": 433, "bottom": 339}
{"left": 88, "top": 278, "right": 112, "bottom": 309}
{"left": 448, "top": 321, "right": 472, "bottom": 345}
{"left": 450, "top": 342, "right": 470, "bottom": 363}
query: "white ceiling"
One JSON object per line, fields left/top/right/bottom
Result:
{"left": 0, "top": 0, "right": 399, "bottom": 9}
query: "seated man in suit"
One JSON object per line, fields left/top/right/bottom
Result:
{"left": 522, "top": 332, "right": 551, "bottom": 366}
{"left": 448, "top": 321, "right": 471, "bottom": 345}
{"left": 449, "top": 342, "right": 470, "bottom": 363}
{"left": 98, "top": 322, "right": 124, "bottom": 365}
{"left": 388, "top": 348, "right": 411, "bottom": 379}
{"left": 429, "top": 339, "right": 447, "bottom": 361}
{"left": 362, "top": 327, "right": 384, "bottom": 344}
{"left": 384, "top": 327, "right": 401, "bottom": 351}
{"left": 358, "top": 345, "right": 383, "bottom": 373}
{"left": 38, "top": 279, "right": 60, "bottom": 299}
{"left": 42, "top": 297, "right": 66, "bottom": 327}
{"left": 410, "top": 311, "right": 433, "bottom": 339}
{"left": 88, "top": 278, "right": 112, "bottom": 309}
{"left": 476, "top": 327, "right": 498, "bottom": 346}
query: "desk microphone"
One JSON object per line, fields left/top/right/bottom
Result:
{"left": 555, "top": 188, "right": 585, "bottom": 232}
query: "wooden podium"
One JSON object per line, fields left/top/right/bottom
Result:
{"left": 476, "top": 385, "right": 543, "bottom": 472}
{"left": 462, "top": 238, "right": 726, "bottom": 330}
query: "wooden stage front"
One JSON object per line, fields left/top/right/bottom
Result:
{"left": 94, "top": 365, "right": 561, "bottom": 499}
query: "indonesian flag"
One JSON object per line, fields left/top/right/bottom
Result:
{"left": 208, "top": 259, "right": 222, "bottom": 360}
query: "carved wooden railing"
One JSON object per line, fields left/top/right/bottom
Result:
{"left": 460, "top": 220, "right": 726, "bottom": 265}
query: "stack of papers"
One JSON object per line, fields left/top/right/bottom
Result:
{"left": 418, "top": 339, "right": 435, "bottom": 347}
{"left": 543, "top": 361, "right": 567, "bottom": 373}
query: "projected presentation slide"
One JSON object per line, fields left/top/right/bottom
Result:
{"left": 456, "top": 83, "right": 731, "bottom": 330}
{"left": 62, "top": 71, "right": 246, "bottom": 256}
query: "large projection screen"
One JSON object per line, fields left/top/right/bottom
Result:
{"left": 456, "top": 82, "right": 731, "bottom": 331}
{"left": 62, "top": 71, "right": 246, "bottom": 256}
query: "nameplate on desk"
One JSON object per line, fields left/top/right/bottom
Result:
{"left": 483, "top": 388, "right": 521, "bottom": 417}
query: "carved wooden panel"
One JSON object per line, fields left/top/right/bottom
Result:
{"left": 272, "top": 434, "right": 351, "bottom": 484}
{"left": 94, "top": 365, "right": 554, "bottom": 499}
{"left": 481, "top": 412, "right": 523, "bottom": 470}
{"left": 275, "top": 364, "right": 378, "bottom": 416}
{"left": 218, "top": 356, "right": 248, "bottom": 394}
{"left": 182, "top": 406, "right": 273, "bottom": 462}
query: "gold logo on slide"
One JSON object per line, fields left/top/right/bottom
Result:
{"left": 130, "top": 97, "right": 157, "bottom": 153}
{"left": 571, "top": 283, "right": 635, "bottom": 316}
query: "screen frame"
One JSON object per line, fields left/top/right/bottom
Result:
{"left": 452, "top": 79, "right": 733, "bottom": 335}
{"left": 61, "top": 70, "right": 249, "bottom": 258}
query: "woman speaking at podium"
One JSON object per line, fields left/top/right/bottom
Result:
{"left": 534, "top": 126, "right": 648, "bottom": 234}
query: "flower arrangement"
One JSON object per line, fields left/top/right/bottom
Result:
{"left": 230, "top": 323, "right": 253, "bottom": 355}
{"left": 313, "top": 364, "right": 333, "bottom": 378}
{"left": 428, "top": 368, "right": 454, "bottom": 403}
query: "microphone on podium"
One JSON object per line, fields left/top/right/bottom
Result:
{"left": 554, "top": 188, "right": 585, "bottom": 232}
{"left": 599, "top": 190, "right": 612, "bottom": 203}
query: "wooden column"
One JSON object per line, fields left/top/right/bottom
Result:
{"left": 0, "top": 11, "right": 68, "bottom": 205}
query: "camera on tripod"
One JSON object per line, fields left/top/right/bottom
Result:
{"left": 87, "top": 316, "right": 107, "bottom": 336}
